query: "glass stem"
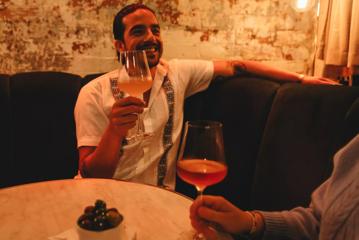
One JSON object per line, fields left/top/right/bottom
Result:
{"left": 196, "top": 186, "right": 205, "bottom": 201}
{"left": 137, "top": 113, "right": 144, "bottom": 135}
{"left": 137, "top": 113, "right": 142, "bottom": 133}
{"left": 194, "top": 186, "right": 207, "bottom": 240}
{"left": 193, "top": 187, "right": 207, "bottom": 240}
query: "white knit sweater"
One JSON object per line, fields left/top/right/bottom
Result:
{"left": 260, "top": 134, "right": 359, "bottom": 240}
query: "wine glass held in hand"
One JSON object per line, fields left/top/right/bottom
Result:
{"left": 177, "top": 120, "right": 228, "bottom": 239}
{"left": 117, "top": 50, "right": 153, "bottom": 142}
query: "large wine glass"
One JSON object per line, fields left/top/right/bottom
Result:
{"left": 117, "top": 50, "right": 152, "bottom": 143}
{"left": 177, "top": 120, "right": 227, "bottom": 239}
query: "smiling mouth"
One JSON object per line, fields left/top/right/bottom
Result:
{"left": 145, "top": 47, "right": 156, "bottom": 53}
{"left": 138, "top": 45, "right": 159, "bottom": 53}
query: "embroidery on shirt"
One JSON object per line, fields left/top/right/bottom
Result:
{"left": 157, "top": 76, "right": 175, "bottom": 187}
{"left": 110, "top": 76, "right": 125, "bottom": 100}
{"left": 109, "top": 76, "right": 127, "bottom": 148}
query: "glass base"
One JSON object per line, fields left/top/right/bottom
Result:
{"left": 125, "top": 134, "right": 144, "bottom": 145}
{"left": 125, "top": 130, "right": 154, "bottom": 145}
{"left": 193, "top": 232, "right": 206, "bottom": 240}
{"left": 178, "top": 229, "right": 233, "bottom": 240}
{"left": 124, "top": 111, "right": 154, "bottom": 144}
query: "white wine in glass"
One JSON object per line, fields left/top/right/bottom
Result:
{"left": 177, "top": 120, "right": 227, "bottom": 239}
{"left": 117, "top": 50, "right": 152, "bottom": 142}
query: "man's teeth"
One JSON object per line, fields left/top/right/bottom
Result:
{"left": 144, "top": 47, "right": 156, "bottom": 52}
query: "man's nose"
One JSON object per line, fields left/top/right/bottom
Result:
{"left": 144, "top": 29, "right": 156, "bottom": 41}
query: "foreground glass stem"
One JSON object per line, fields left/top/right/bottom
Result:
{"left": 196, "top": 186, "right": 206, "bottom": 201}
{"left": 194, "top": 186, "right": 207, "bottom": 240}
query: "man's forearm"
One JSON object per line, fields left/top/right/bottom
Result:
{"left": 235, "top": 60, "right": 303, "bottom": 82}
{"left": 81, "top": 125, "right": 125, "bottom": 178}
{"left": 213, "top": 60, "right": 303, "bottom": 83}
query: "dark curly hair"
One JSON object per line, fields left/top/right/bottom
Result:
{"left": 113, "top": 3, "right": 156, "bottom": 41}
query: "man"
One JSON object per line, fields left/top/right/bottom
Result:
{"left": 74, "top": 3, "right": 337, "bottom": 190}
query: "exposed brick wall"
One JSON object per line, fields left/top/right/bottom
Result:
{"left": 0, "top": 0, "right": 317, "bottom": 76}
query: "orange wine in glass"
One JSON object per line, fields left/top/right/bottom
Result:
{"left": 117, "top": 50, "right": 152, "bottom": 142}
{"left": 177, "top": 120, "right": 227, "bottom": 239}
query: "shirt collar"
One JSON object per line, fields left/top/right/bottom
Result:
{"left": 155, "top": 59, "right": 169, "bottom": 78}
{"left": 147, "top": 59, "right": 169, "bottom": 108}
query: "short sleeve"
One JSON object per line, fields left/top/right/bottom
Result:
{"left": 171, "top": 59, "right": 214, "bottom": 98}
{"left": 74, "top": 81, "right": 110, "bottom": 147}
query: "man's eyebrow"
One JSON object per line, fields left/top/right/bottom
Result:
{"left": 129, "top": 23, "right": 160, "bottom": 31}
{"left": 129, "top": 24, "right": 146, "bottom": 31}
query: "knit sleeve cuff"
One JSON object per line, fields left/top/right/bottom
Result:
{"left": 258, "top": 211, "right": 293, "bottom": 239}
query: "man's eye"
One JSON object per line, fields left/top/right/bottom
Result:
{"left": 132, "top": 29, "right": 144, "bottom": 36}
{"left": 152, "top": 28, "right": 160, "bottom": 35}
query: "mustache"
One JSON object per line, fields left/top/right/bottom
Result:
{"left": 135, "top": 42, "right": 161, "bottom": 51}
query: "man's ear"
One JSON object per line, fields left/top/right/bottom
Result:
{"left": 114, "top": 40, "right": 124, "bottom": 52}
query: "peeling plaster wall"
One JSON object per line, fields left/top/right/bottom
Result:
{"left": 0, "top": 0, "right": 317, "bottom": 76}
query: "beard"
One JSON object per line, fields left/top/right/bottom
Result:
{"left": 146, "top": 53, "right": 161, "bottom": 68}
{"left": 121, "top": 41, "right": 163, "bottom": 68}
{"left": 135, "top": 41, "right": 163, "bottom": 68}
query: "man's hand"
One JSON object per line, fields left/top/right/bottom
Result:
{"left": 109, "top": 96, "right": 145, "bottom": 137}
{"left": 190, "top": 196, "right": 253, "bottom": 239}
{"left": 301, "top": 75, "right": 340, "bottom": 85}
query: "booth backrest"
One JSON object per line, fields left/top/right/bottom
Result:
{"left": 0, "top": 72, "right": 82, "bottom": 188}
{"left": 177, "top": 78, "right": 359, "bottom": 210}
{"left": 0, "top": 74, "right": 11, "bottom": 188}
{"left": 1, "top": 72, "right": 358, "bottom": 212}
{"left": 177, "top": 77, "right": 281, "bottom": 209}
{"left": 251, "top": 84, "right": 359, "bottom": 210}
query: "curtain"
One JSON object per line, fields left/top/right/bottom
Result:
{"left": 314, "top": 0, "right": 359, "bottom": 80}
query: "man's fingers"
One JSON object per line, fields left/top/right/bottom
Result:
{"left": 112, "top": 105, "right": 144, "bottom": 116}
{"left": 113, "top": 121, "right": 136, "bottom": 129}
{"left": 319, "top": 78, "right": 340, "bottom": 85}
{"left": 111, "top": 114, "right": 138, "bottom": 125}
{"left": 303, "top": 76, "right": 340, "bottom": 85}
{"left": 115, "top": 96, "right": 145, "bottom": 107}
{"left": 320, "top": 80, "right": 340, "bottom": 85}
{"left": 327, "top": 80, "right": 341, "bottom": 85}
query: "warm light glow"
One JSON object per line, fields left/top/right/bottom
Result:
{"left": 296, "top": 0, "right": 309, "bottom": 10}
{"left": 291, "top": 0, "right": 316, "bottom": 12}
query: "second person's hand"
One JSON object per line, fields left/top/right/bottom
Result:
{"left": 190, "top": 195, "right": 253, "bottom": 240}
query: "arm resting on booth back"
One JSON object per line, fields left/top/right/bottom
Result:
{"left": 212, "top": 60, "right": 338, "bottom": 85}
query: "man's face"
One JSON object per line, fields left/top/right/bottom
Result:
{"left": 118, "top": 9, "right": 163, "bottom": 68}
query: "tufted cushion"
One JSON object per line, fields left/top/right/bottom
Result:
{"left": 177, "top": 77, "right": 280, "bottom": 209}
{"left": 82, "top": 73, "right": 104, "bottom": 87}
{"left": 251, "top": 84, "right": 359, "bottom": 211}
{"left": 0, "top": 74, "right": 11, "bottom": 188}
{"left": 7, "top": 72, "right": 82, "bottom": 187}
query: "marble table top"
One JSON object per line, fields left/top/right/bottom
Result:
{"left": 0, "top": 178, "right": 196, "bottom": 240}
